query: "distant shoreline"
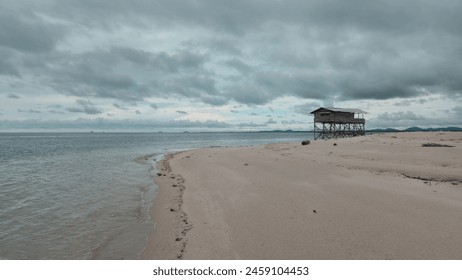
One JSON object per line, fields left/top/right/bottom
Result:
{"left": 1, "top": 126, "right": 461, "bottom": 134}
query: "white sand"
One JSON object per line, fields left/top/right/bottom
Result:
{"left": 142, "top": 132, "right": 462, "bottom": 259}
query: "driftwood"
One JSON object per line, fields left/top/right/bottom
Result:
{"left": 422, "top": 143, "right": 455, "bottom": 147}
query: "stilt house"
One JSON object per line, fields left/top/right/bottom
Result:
{"left": 310, "top": 107, "right": 366, "bottom": 140}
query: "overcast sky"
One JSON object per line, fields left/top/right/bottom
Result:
{"left": 1, "top": 0, "right": 461, "bottom": 131}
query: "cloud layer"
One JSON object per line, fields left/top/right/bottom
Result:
{"left": 1, "top": 0, "right": 461, "bottom": 130}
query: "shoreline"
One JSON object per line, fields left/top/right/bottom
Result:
{"left": 142, "top": 132, "right": 462, "bottom": 259}
{"left": 141, "top": 153, "right": 192, "bottom": 259}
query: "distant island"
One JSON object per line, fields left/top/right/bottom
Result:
{"left": 259, "top": 127, "right": 462, "bottom": 133}
{"left": 367, "top": 126, "right": 462, "bottom": 133}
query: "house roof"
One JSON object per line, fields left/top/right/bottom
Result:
{"left": 310, "top": 107, "right": 367, "bottom": 114}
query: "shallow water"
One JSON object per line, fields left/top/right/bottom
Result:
{"left": 0, "top": 132, "right": 310, "bottom": 259}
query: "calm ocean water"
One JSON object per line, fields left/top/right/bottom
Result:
{"left": 0, "top": 132, "right": 310, "bottom": 259}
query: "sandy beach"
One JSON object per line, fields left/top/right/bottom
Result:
{"left": 141, "top": 132, "right": 462, "bottom": 260}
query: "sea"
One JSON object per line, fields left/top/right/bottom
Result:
{"left": 0, "top": 131, "right": 311, "bottom": 259}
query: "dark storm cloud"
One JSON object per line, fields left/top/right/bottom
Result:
{"left": 2, "top": 0, "right": 462, "bottom": 107}
{"left": 223, "top": 84, "right": 274, "bottom": 105}
{"left": 113, "top": 103, "right": 128, "bottom": 110}
{"left": 18, "top": 108, "right": 42, "bottom": 114}
{"left": 265, "top": 118, "right": 277, "bottom": 125}
{"left": 0, "top": 8, "right": 63, "bottom": 53}
{"left": 224, "top": 59, "right": 252, "bottom": 75}
{"left": 66, "top": 99, "right": 102, "bottom": 115}
{"left": 0, "top": 58, "right": 20, "bottom": 77}
{"left": 47, "top": 50, "right": 145, "bottom": 101}
{"left": 31, "top": 47, "right": 214, "bottom": 103}
{"left": 49, "top": 0, "right": 268, "bottom": 33}
{"left": 7, "top": 94, "right": 21, "bottom": 99}
{"left": 49, "top": 0, "right": 461, "bottom": 37}
{"left": 199, "top": 95, "right": 229, "bottom": 106}
{"left": 161, "top": 74, "right": 218, "bottom": 101}
{"left": 110, "top": 47, "right": 207, "bottom": 72}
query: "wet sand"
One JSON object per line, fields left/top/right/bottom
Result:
{"left": 141, "top": 132, "right": 462, "bottom": 259}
